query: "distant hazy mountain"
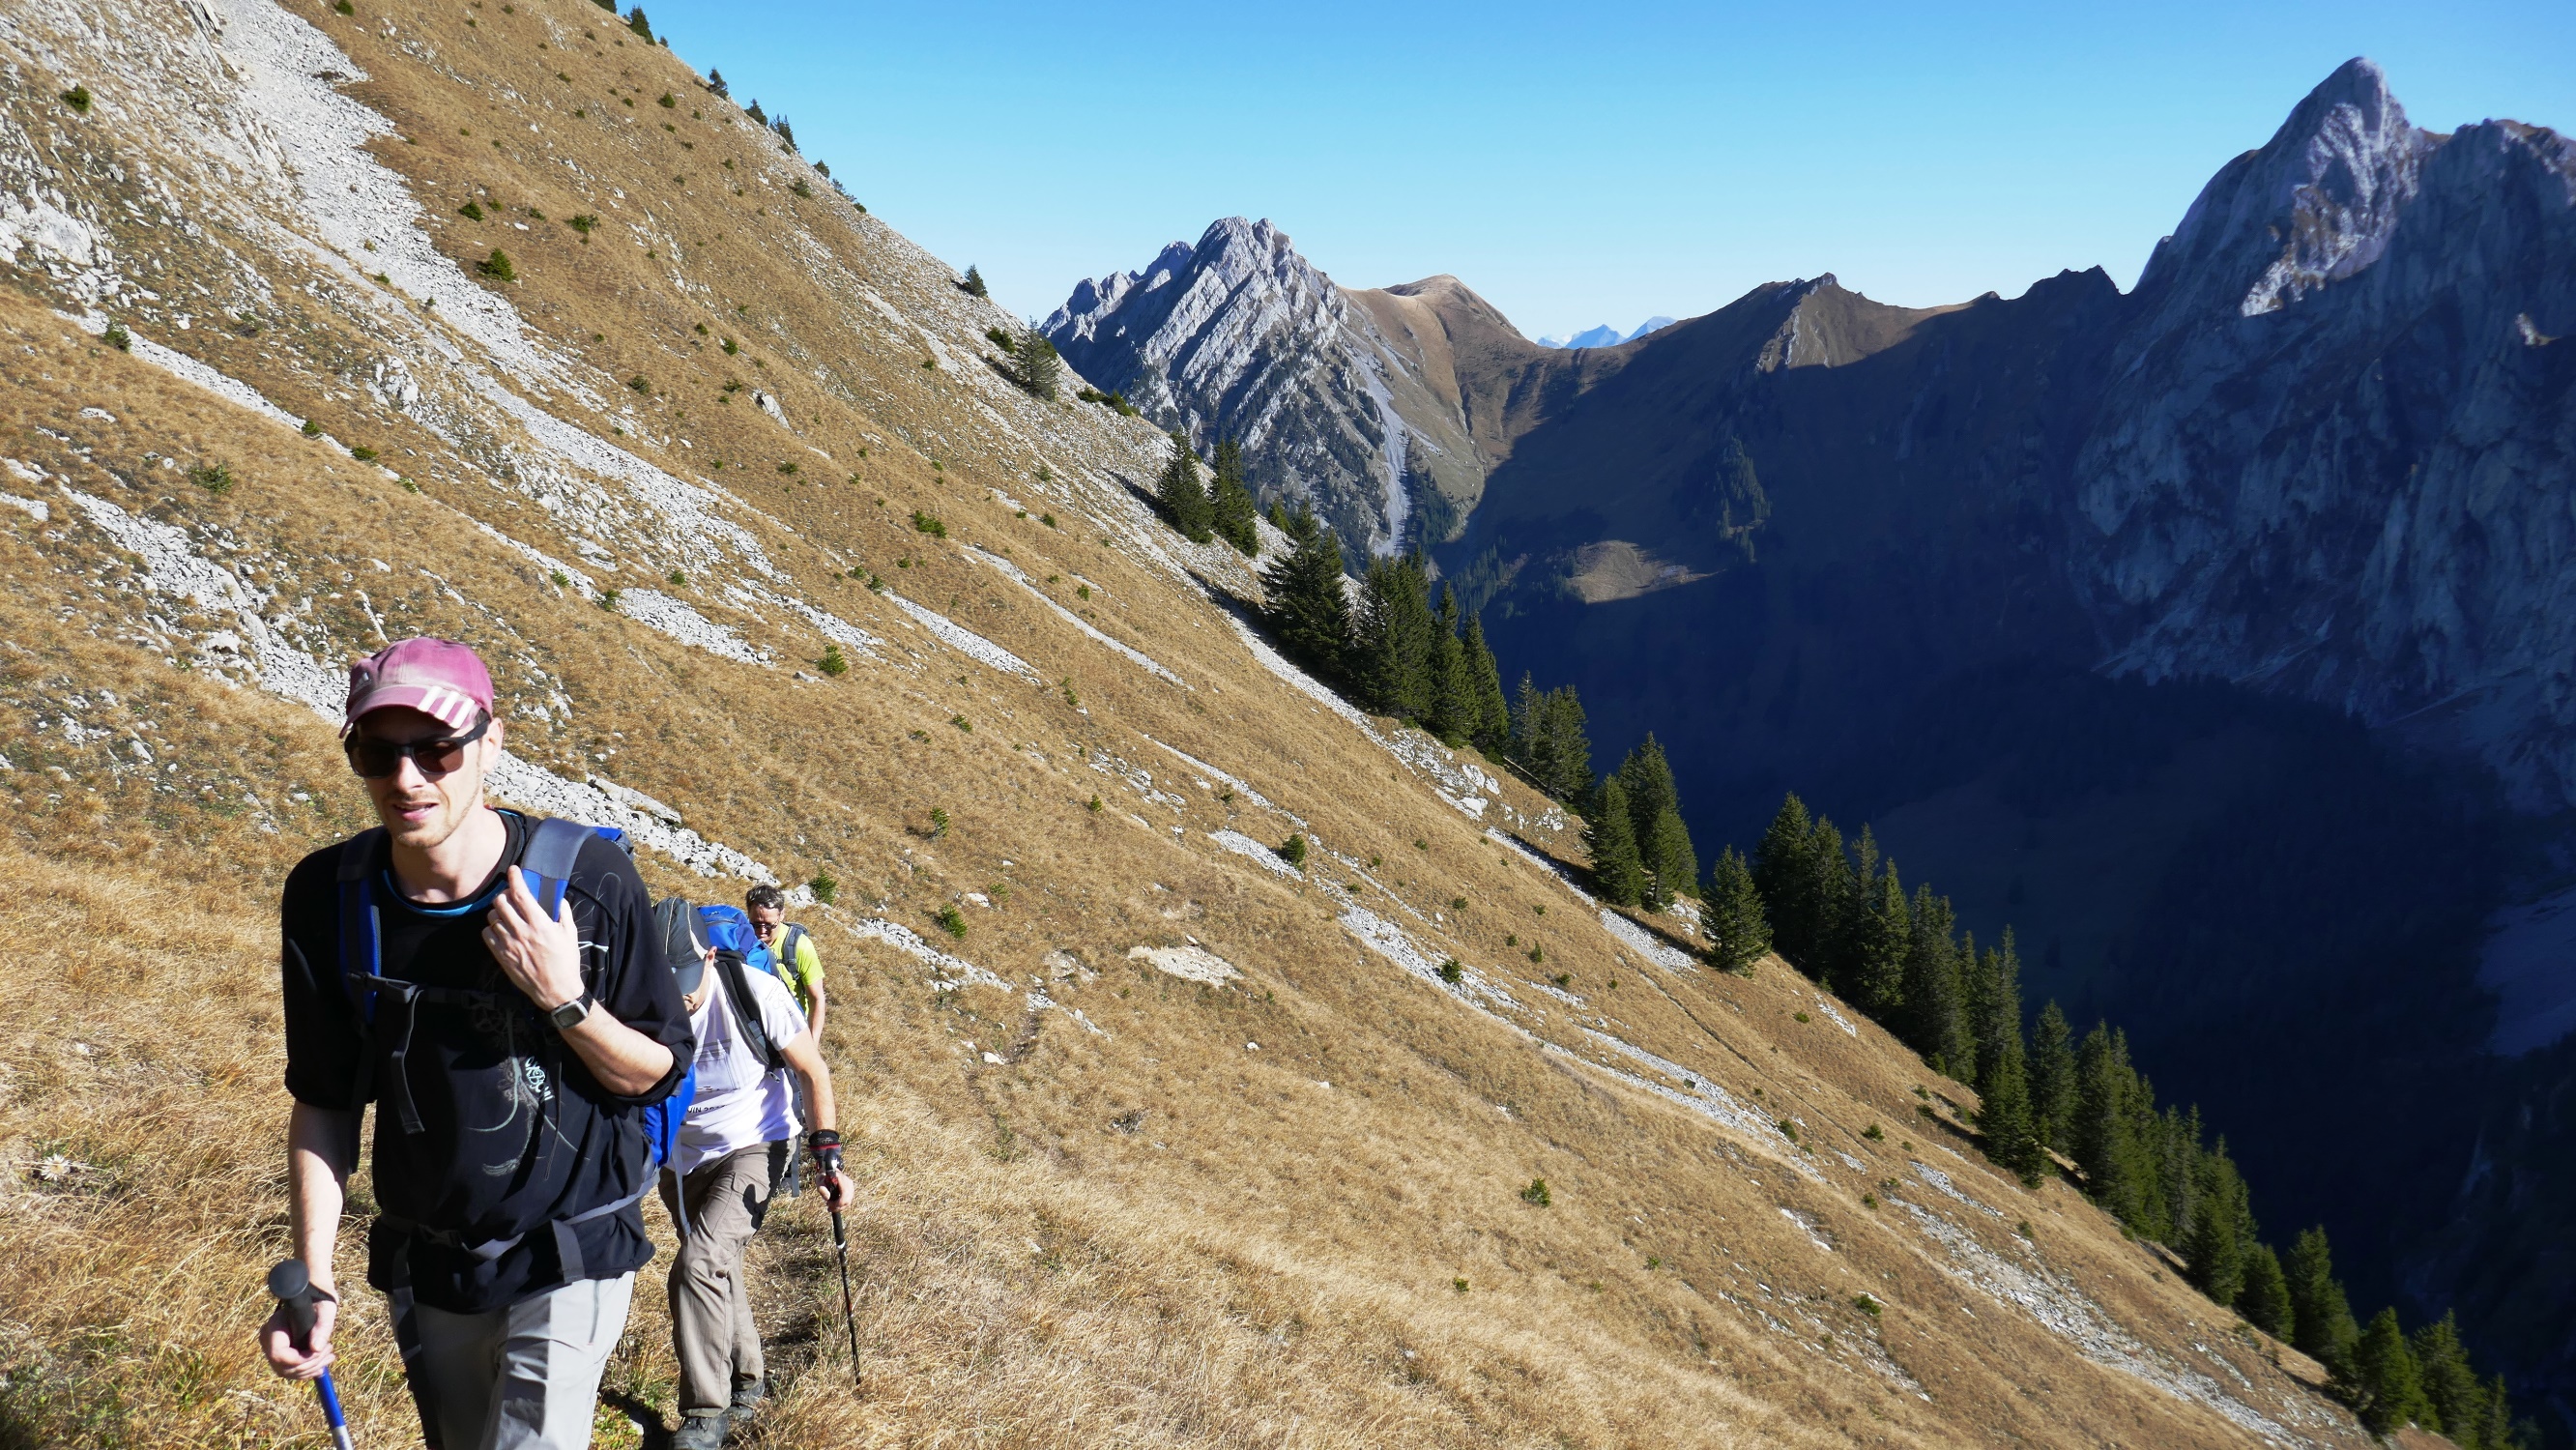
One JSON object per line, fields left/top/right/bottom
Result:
{"left": 1535, "top": 317, "right": 1676, "bottom": 349}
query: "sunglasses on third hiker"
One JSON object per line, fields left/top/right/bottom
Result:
{"left": 343, "top": 714, "right": 491, "bottom": 779}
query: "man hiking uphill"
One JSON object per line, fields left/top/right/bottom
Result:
{"left": 261, "top": 637, "right": 692, "bottom": 1450}
{"left": 744, "top": 884, "right": 824, "bottom": 1038}
{"left": 659, "top": 897, "right": 849, "bottom": 1448}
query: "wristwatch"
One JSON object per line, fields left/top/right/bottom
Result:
{"left": 546, "top": 991, "right": 596, "bottom": 1031}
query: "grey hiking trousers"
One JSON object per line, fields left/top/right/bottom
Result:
{"left": 659, "top": 1142, "right": 791, "bottom": 1415}
{"left": 393, "top": 1271, "right": 635, "bottom": 1450}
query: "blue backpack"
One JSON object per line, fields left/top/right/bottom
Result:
{"left": 334, "top": 816, "right": 699, "bottom": 1268}
{"left": 695, "top": 904, "right": 789, "bottom": 1071}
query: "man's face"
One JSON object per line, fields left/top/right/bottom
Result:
{"left": 351, "top": 706, "right": 502, "bottom": 852}
{"left": 749, "top": 904, "right": 784, "bottom": 942}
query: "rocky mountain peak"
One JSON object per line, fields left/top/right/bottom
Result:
{"left": 2139, "top": 56, "right": 2432, "bottom": 318}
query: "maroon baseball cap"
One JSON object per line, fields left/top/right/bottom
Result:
{"left": 343, "top": 638, "right": 493, "bottom": 735}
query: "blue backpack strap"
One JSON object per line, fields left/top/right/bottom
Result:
{"left": 517, "top": 816, "right": 593, "bottom": 917}
{"left": 334, "top": 830, "right": 390, "bottom": 1120}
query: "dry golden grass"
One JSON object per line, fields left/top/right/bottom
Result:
{"left": 0, "top": 2, "right": 2389, "bottom": 1445}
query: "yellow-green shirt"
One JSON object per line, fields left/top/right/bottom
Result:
{"left": 760, "top": 924, "right": 824, "bottom": 1016}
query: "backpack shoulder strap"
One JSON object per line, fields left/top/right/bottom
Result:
{"left": 712, "top": 950, "right": 787, "bottom": 1072}
{"left": 774, "top": 924, "right": 807, "bottom": 980}
{"left": 333, "top": 829, "right": 391, "bottom": 1120}
{"left": 517, "top": 816, "right": 593, "bottom": 917}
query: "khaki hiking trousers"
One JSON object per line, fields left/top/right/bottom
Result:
{"left": 658, "top": 1142, "right": 791, "bottom": 1416}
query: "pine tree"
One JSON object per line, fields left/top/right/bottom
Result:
{"left": 2030, "top": 1001, "right": 2077, "bottom": 1152}
{"left": 1515, "top": 684, "right": 1592, "bottom": 801}
{"left": 2239, "top": 1242, "right": 2296, "bottom": 1340}
{"left": 2411, "top": 1313, "right": 2482, "bottom": 1445}
{"left": 962, "top": 264, "right": 988, "bottom": 298}
{"left": 2354, "top": 1307, "right": 2431, "bottom": 1435}
{"left": 1899, "top": 885, "right": 1971, "bottom": 1079}
{"left": 1977, "top": 1033, "right": 2047, "bottom": 1186}
{"left": 1702, "top": 848, "right": 1770, "bottom": 973}
{"left": 1814, "top": 821, "right": 1869, "bottom": 990}
{"left": 1586, "top": 777, "right": 1647, "bottom": 906}
{"left": 2285, "top": 1227, "right": 2361, "bottom": 1376}
{"left": 2072, "top": 1024, "right": 2139, "bottom": 1220}
{"left": 1751, "top": 795, "right": 1821, "bottom": 966}
{"left": 1425, "top": 588, "right": 1476, "bottom": 743}
{"left": 1967, "top": 931, "right": 2025, "bottom": 1105}
{"left": 1009, "top": 325, "right": 1061, "bottom": 400}
{"left": 2182, "top": 1142, "right": 2249, "bottom": 1307}
{"left": 1209, "top": 438, "right": 1259, "bottom": 555}
{"left": 1510, "top": 673, "right": 1546, "bottom": 774}
{"left": 1849, "top": 868, "right": 1910, "bottom": 1018}
{"left": 1617, "top": 736, "right": 1697, "bottom": 908}
{"left": 2152, "top": 1104, "right": 2201, "bottom": 1246}
{"left": 1548, "top": 687, "right": 1595, "bottom": 799}
{"left": 1266, "top": 498, "right": 1290, "bottom": 531}
{"left": 2472, "top": 1375, "right": 2523, "bottom": 1450}
{"left": 706, "top": 68, "right": 732, "bottom": 99}
{"left": 1462, "top": 613, "right": 1511, "bottom": 753}
{"left": 1259, "top": 506, "right": 1351, "bottom": 679}
{"left": 1155, "top": 431, "right": 1213, "bottom": 541}
{"left": 1352, "top": 554, "right": 1436, "bottom": 721}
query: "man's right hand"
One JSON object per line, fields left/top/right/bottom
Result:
{"left": 260, "top": 1293, "right": 337, "bottom": 1379}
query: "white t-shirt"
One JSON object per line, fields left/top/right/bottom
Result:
{"left": 676, "top": 963, "right": 808, "bottom": 1175}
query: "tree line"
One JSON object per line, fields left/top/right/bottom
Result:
{"left": 1728, "top": 793, "right": 2529, "bottom": 1447}
{"left": 1139, "top": 448, "right": 2527, "bottom": 1445}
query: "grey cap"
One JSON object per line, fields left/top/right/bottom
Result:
{"left": 653, "top": 896, "right": 709, "bottom": 995}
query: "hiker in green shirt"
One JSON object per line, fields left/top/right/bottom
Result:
{"left": 744, "top": 884, "right": 824, "bottom": 1042}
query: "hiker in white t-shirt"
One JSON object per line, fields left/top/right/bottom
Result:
{"left": 659, "top": 902, "right": 849, "bottom": 1450}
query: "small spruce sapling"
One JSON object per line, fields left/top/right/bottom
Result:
{"left": 808, "top": 874, "right": 838, "bottom": 906}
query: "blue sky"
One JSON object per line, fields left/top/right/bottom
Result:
{"left": 639, "top": 1, "right": 2572, "bottom": 341}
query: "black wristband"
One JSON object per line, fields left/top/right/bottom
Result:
{"left": 805, "top": 1128, "right": 841, "bottom": 1151}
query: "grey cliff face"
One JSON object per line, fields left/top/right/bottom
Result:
{"left": 2073, "top": 59, "right": 2576, "bottom": 806}
{"left": 1045, "top": 218, "right": 1420, "bottom": 557}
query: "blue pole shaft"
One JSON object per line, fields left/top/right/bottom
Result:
{"left": 314, "top": 1370, "right": 354, "bottom": 1450}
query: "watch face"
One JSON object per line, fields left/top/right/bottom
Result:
{"left": 551, "top": 995, "right": 589, "bottom": 1029}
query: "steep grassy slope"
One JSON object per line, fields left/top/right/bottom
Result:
{"left": 0, "top": 3, "right": 2398, "bottom": 1446}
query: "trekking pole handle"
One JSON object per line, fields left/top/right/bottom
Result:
{"left": 268, "top": 1261, "right": 356, "bottom": 1450}
{"left": 268, "top": 1259, "right": 320, "bottom": 1348}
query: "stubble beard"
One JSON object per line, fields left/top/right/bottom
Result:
{"left": 375, "top": 762, "right": 484, "bottom": 853}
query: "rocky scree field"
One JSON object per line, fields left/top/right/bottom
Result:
{"left": 0, "top": 2, "right": 2403, "bottom": 1446}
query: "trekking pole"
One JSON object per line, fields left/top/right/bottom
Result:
{"left": 268, "top": 1260, "right": 356, "bottom": 1450}
{"left": 828, "top": 1207, "right": 862, "bottom": 1384}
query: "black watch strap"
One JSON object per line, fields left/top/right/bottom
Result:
{"left": 547, "top": 992, "right": 595, "bottom": 1030}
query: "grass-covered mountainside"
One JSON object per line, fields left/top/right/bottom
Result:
{"left": 0, "top": 4, "right": 2487, "bottom": 1446}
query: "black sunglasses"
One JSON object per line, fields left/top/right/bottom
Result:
{"left": 344, "top": 714, "right": 491, "bottom": 779}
